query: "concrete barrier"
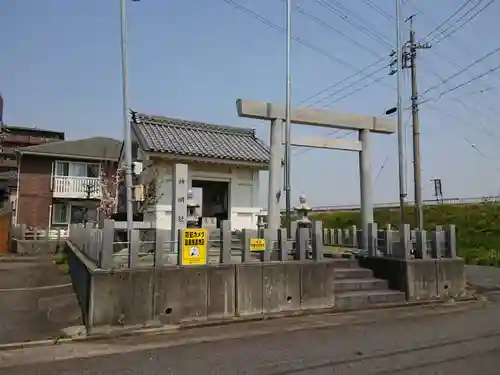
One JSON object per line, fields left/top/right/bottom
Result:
{"left": 358, "top": 257, "right": 466, "bottom": 302}
{"left": 263, "top": 263, "right": 301, "bottom": 313}
{"left": 67, "top": 241, "right": 344, "bottom": 330}
{"left": 67, "top": 240, "right": 466, "bottom": 331}
{"left": 207, "top": 265, "right": 235, "bottom": 320}
{"left": 437, "top": 258, "right": 466, "bottom": 298}
{"left": 66, "top": 244, "right": 92, "bottom": 328}
{"left": 235, "top": 264, "right": 264, "bottom": 317}
{"left": 406, "top": 260, "right": 439, "bottom": 301}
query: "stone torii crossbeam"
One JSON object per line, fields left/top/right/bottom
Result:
{"left": 236, "top": 99, "right": 397, "bottom": 250}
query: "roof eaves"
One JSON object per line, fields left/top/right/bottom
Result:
{"left": 16, "top": 150, "right": 118, "bottom": 161}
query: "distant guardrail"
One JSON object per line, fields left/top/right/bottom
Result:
{"left": 258, "top": 195, "right": 500, "bottom": 215}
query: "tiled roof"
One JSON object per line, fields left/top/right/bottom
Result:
{"left": 132, "top": 113, "right": 270, "bottom": 164}
{"left": 17, "top": 137, "right": 121, "bottom": 160}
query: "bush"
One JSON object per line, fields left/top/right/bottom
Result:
{"left": 311, "top": 202, "right": 500, "bottom": 265}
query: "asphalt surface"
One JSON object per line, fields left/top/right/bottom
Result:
{"left": 0, "top": 256, "right": 81, "bottom": 344}
{"left": 0, "top": 297, "right": 499, "bottom": 375}
{"left": 1, "top": 264, "right": 499, "bottom": 374}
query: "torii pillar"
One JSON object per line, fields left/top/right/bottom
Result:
{"left": 236, "top": 99, "right": 397, "bottom": 251}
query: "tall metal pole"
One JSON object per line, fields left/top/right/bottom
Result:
{"left": 409, "top": 17, "right": 426, "bottom": 230}
{"left": 120, "top": 0, "right": 134, "bottom": 243}
{"left": 284, "top": 0, "right": 292, "bottom": 237}
{"left": 395, "top": 0, "right": 407, "bottom": 227}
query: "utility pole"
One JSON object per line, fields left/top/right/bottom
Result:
{"left": 284, "top": 0, "right": 292, "bottom": 237}
{"left": 407, "top": 16, "right": 431, "bottom": 230}
{"left": 120, "top": 0, "right": 134, "bottom": 241}
{"left": 395, "top": 0, "right": 407, "bottom": 228}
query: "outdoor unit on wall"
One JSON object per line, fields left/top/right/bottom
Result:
{"left": 132, "top": 185, "right": 145, "bottom": 201}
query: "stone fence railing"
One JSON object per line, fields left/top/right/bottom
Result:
{"left": 68, "top": 220, "right": 458, "bottom": 269}
{"left": 323, "top": 223, "right": 457, "bottom": 259}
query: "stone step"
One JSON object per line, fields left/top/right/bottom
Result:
{"left": 329, "top": 259, "right": 360, "bottom": 269}
{"left": 335, "top": 290, "right": 406, "bottom": 310}
{"left": 333, "top": 278, "right": 388, "bottom": 292}
{"left": 334, "top": 267, "right": 374, "bottom": 280}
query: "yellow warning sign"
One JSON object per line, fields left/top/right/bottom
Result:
{"left": 250, "top": 238, "right": 266, "bottom": 252}
{"left": 181, "top": 228, "right": 208, "bottom": 265}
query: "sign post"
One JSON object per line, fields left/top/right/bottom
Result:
{"left": 170, "top": 163, "right": 188, "bottom": 250}
{"left": 180, "top": 228, "right": 208, "bottom": 265}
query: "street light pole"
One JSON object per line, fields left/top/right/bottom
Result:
{"left": 119, "top": 0, "right": 134, "bottom": 245}
{"left": 284, "top": 0, "right": 292, "bottom": 237}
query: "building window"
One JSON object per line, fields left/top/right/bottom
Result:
{"left": 54, "top": 161, "right": 100, "bottom": 178}
{"left": 52, "top": 203, "right": 69, "bottom": 224}
{"left": 52, "top": 203, "right": 99, "bottom": 225}
{"left": 55, "top": 162, "right": 69, "bottom": 176}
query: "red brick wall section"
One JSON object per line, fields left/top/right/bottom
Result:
{"left": 17, "top": 155, "right": 53, "bottom": 228}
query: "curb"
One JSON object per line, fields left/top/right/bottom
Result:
{"left": 0, "top": 296, "right": 481, "bottom": 352}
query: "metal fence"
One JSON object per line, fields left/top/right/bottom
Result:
{"left": 11, "top": 224, "right": 69, "bottom": 240}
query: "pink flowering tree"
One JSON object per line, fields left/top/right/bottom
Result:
{"left": 99, "top": 162, "right": 125, "bottom": 219}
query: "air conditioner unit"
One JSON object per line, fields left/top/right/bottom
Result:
{"left": 132, "top": 185, "right": 145, "bottom": 201}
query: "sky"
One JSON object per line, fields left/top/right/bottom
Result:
{"left": 2, "top": 0, "right": 500, "bottom": 208}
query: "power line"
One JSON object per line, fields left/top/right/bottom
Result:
{"left": 322, "top": 74, "right": 387, "bottom": 108}
{"left": 306, "top": 64, "right": 389, "bottom": 107}
{"left": 421, "top": 45, "right": 500, "bottom": 96}
{"left": 314, "top": 0, "right": 393, "bottom": 49}
{"left": 290, "top": 2, "right": 382, "bottom": 59}
{"left": 423, "top": 0, "right": 474, "bottom": 40}
{"left": 223, "top": 0, "right": 396, "bottom": 160}
{"left": 432, "top": 0, "right": 497, "bottom": 45}
{"left": 405, "top": 0, "right": 500, "bottom": 117}
{"left": 373, "top": 155, "right": 389, "bottom": 186}
{"left": 296, "top": 58, "right": 386, "bottom": 105}
{"left": 221, "top": 0, "right": 359, "bottom": 71}
{"left": 362, "top": 0, "right": 394, "bottom": 21}
{"left": 420, "top": 61, "right": 500, "bottom": 104}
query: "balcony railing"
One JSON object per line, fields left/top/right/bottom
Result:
{"left": 53, "top": 176, "right": 101, "bottom": 199}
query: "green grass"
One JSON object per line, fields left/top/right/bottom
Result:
{"left": 323, "top": 246, "right": 349, "bottom": 254}
{"left": 312, "top": 202, "right": 500, "bottom": 265}
{"left": 53, "top": 250, "right": 69, "bottom": 275}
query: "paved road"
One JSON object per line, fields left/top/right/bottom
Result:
{"left": 1, "top": 298, "right": 500, "bottom": 375}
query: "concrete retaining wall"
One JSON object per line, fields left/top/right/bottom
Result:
{"left": 358, "top": 257, "right": 466, "bottom": 301}
{"left": 67, "top": 244, "right": 338, "bottom": 330}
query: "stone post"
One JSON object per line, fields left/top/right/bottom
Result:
{"left": 367, "top": 222, "right": 378, "bottom": 257}
{"left": 186, "top": 189, "right": 200, "bottom": 228}
{"left": 219, "top": 220, "right": 232, "bottom": 264}
{"left": 415, "top": 229, "right": 428, "bottom": 259}
{"left": 241, "top": 228, "right": 255, "bottom": 263}
{"left": 277, "top": 228, "right": 289, "bottom": 261}
{"left": 350, "top": 225, "right": 358, "bottom": 248}
{"left": 430, "top": 229, "right": 445, "bottom": 259}
{"left": 311, "top": 220, "right": 324, "bottom": 261}
{"left": 100, "top": 219, "right": 114, "bottom": 269}
{"left": 294, "top": 194, "right": 312, "bottom": 259}
{"left": 445, "top": 224, "right": 457, "bottom": 258}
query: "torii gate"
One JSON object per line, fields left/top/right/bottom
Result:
{"left": 236, "top": 99, "right": 397, "bottom": 250}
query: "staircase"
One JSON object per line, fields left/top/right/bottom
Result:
{"left": 331, "top": 258, "right": 406, "bottom": 310}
